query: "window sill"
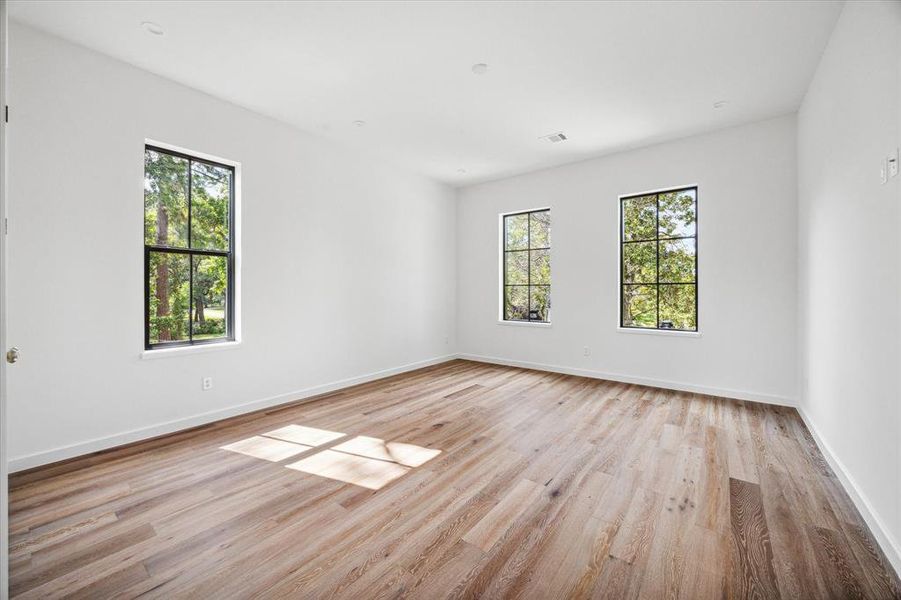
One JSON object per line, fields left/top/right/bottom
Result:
{"left": 497, "top": 320, "right": 552, "bottom": 328}
{"left": 140, "top": 341, "right": 242, "bottom": 360}
{"left": 617, "top": 327, "right": 700, "bottom": 338}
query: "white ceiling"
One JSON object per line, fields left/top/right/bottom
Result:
{"left": 10, "top": 1, "right": 842, "bottom": 186}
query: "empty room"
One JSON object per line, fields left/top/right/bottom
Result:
{"left": 1, "top": 0, "right": 900, "bottom": 598}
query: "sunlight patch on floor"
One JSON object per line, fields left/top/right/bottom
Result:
{"left": 220, "top": 425, "right": 441, "bottom": 490}
{"left": 286, "top": 449, "right": 411, "bottom": 490}
{"left": 332, "top": 435, "right": 442, "bottom": 467}
{"left": 220, "top": 435, "right": 312, "bottom": 462}
{"left": 263, "top": 424, "right": 345, "bottom": 447}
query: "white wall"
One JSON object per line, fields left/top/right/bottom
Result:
{"left": 798, "top": 0, "right": 901, "bottom": 573}
{"left": 7, "top": 22, "right": 456, "bottom": 469}
{"left": 456, "top": 115, "right": 798, "bottom": 404}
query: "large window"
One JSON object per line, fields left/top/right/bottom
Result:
{"left": 620, "top": 187, "right": 697, "bottom": 331}
{"left": 144, "top": 145, "right": 235, "bottom": 349}
{"left": 502, "top": 209, "right": 551, "bottom": 322}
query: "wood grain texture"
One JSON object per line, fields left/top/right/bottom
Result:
{"left": 462, "top": 478, "right": 543, "bottom": 552}
{"left": 728, "top": 477, "right": 781, "bottom": 600}
{"left": 8, "top": 360, "right": 901, "bottom": 599}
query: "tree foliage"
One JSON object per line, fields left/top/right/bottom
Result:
{"left": 145, "top": 149, "right": 230, "bottom": 344}
{"left": 503, "top": 210, "right": 551, "bottom": 321}
{"left": 622, "top": 190, "right": 696, "bottom": 330}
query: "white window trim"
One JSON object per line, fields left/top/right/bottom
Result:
{"left": 141, "top": 138, "right": 242, "bottom": 356}
{"left": 616, "top": 327, "right": 700, "bottom": 338}
{"left": 616, "top": 184, "right": 699, "bottom": 336}
{"left": 498, "top": 206, "right": 552, "bottom": 325}
{"left": 140, "top": 341, "right": 242, "bottom": 360}
{"left": 497, "top": 320, "right": 552, "bottom": 328}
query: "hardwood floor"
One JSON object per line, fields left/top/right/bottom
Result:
{"left": 8, "top": 360, "right": 901, "bottom": 599}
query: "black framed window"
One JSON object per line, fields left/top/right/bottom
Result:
{"left": 503, "top": 209, "right": 551, "bottom": 322}
{"left": 620, "top": 187, "right": 697, "bottom": 331}
{"left": 144, "top": 145, "right": 235, "bottom": 349}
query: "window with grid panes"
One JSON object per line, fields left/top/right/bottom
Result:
{"left": 502, "top": 209, "right": 551, "bottom": 322}
{"left": 144, "top": 145, "right": 235, "bottom": 349}
{"left": 620, "top": 188, "right": 697, "bottom": 331}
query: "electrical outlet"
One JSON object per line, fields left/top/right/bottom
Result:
{"left": 881, "top": 158, "right": 888, "bottom": 184}
{"left": 202, "top": 377, "right": 213, "bottom": 391}
{"left": 583, "top": 346, "right": 591, "bottom": 357}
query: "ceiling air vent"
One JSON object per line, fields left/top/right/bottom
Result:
{"left": 541, "top": 132, "right": 568, "bottom": 143}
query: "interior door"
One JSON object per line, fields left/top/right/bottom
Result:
{"left": 1, "top": 0, "right": 10, "bottom": 596}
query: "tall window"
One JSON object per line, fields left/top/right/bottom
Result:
{"left": 502, "top": 209, "right": 551, "bottom": 322}
{"left": 620, "top": 187, "right": 697, "bottom": 331}
{"left": 144, "top": 145, "right": 235, "bottom": 349}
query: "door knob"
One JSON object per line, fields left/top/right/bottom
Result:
{"left": 6, "top": 346, "right": 19, "bottom": 364}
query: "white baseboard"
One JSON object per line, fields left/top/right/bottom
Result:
{"left": 457, "top": 353, "right": 796, "bottom": 407}
{"left": 797, "top": 406, "right": 901, "bottom": 580}
{"left": 8, "top": 354, "right": 457, "bottom": 473}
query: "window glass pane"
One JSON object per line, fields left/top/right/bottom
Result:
{"left": 191, "top": 255, "right": 229, "bottom": 340}
{"left": 530, "top": 249, "right": 550, "bottom": 285}
{"left": 505, "top": 213, "right": 529, "bottom": 250}
{"left": 191, "top": 162, "right": 231, "bottom": 251}
{"left": 144, "top": 149, "right": 189, "bottom": 247}
{"left": 622, "top": 241, "right": 656, "bottom": 284}
{"left": 659, "top": 284, "right": 696, "bottom": 330}
{"left": 529, "top": 285, "right": 550, "bottom": 321}
{"left": 530, "top": 211, "right": 550, "bottom": 248}
{"left": 505, "top": 251, "right": 528, "bottom": 285}
{"left": 659, "top": 189, "right": 696, "bottom": 238}
{"left": 659, "top": 238, "right": 696, "bottom": 283}
{"left": 622, "top": 195, "right": 657, "bottom": 241}
{"left": 504, "top": 286, "right": 529, "bottom": 320}
{"left": 148, "top": 251, "right": 191, "bottom": 343}
{"left": 622, "top": 285, "right": 657, "bottom": 328}
{"left": 503, "top": 209, "right": 551, "bottom": 323}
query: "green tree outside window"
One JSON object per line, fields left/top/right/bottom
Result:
{"left": 621, "top": 188, "right": 697, "bottom": 331}
{"left": 144, "top": 146, "right": 234, "bottom": 348}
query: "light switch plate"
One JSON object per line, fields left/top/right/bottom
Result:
{"left": 889, "top": 148, "right": 899, "bottom": 177}
{"left": 881, "top": 158, "right": 888, "bottom": 184}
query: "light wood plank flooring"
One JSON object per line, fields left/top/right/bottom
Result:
{"left": 8, "top": 360, "right": 901, "bottom": 598}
